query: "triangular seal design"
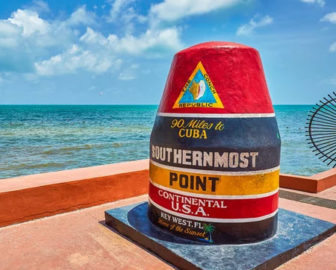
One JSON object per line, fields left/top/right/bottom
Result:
{"left": 173, "top": 61, "right": 224, "bottom": 109}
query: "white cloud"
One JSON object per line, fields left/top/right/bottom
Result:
{"left": 66, "top": 5, "right": 96, "bottom": 26}
{"left": 118, "top": 63, "right": 138, "bottom": 80}
{"left": 28, "top": 0, "right": 50, "bottom": 14}
{"left": 119, "top": 71, "right": 136, "bottom": 80}
{"left": 0, "top": 21, "right": 19, "bottom": 35}
{"left": 79, "top": 26, "right": 182, "bottom": 55}
{"left": 0, "top": 4, "right": 183, "bottom": 76}
{"left": 120, "top": 7, "right": 147, "bottom": 34}
{"left": 0, "top": 8, "right": 78, "bottom": 73}
{"left": 35, "top": 25, "right": 181, "bottom": 75}
{"left": 35, "top": 24, "right": 182, "bottom": 76}
{"left": 108, "top": 0, "right": 135, "bottom": 22}
{"left": 321, "top": 13, "right": 336, "bottom": 53}
{"left": 80, "top": 27, "right": 108, "bottom": 46}
{"left": 35, "top": 45, "right": 115, "bottom": 75}
{"left": 330, "top": 42, "right": 336, "bottom": 52}
{"left": 300, "top": 0, "right": 325, "bottom": 7}
{"left": 236, "top": 15, "right": 273, "bottom": 36}
{"left": 321, "top": 12, "right": 336, "bottom": 24}
{"left": 0, "top": 21, "right": 20, "bottom": 47}
{"left": 115, "top": 28, "right": 182, "bottom": 54}
{"left": 8, "top": 9, "right": 49, "bottom": 37}
{"left": 106, "top": 0, "right": 146, "bottom": 35}
{"left": 118, "top": 73, "right": 136, "bottom": 80}
{"left": 150, "top": 0, "right": 241, "bottom": 22}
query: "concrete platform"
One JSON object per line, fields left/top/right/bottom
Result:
{"left": 0, "top": 160, "right": 336, "bottom": 269}
{"left": 105, "top": 202, "right": 335, "bottom": 270}
{"left": 0, "top": 194, "right": 335, "bottom": 270}
{"left": 0, "top": 195, "right": 172, "bottom": 270}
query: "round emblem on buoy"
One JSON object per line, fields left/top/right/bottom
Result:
{"left": 148, "top": 42, "right": 281, "bottom": 244}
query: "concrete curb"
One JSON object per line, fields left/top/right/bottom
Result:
{"left": 280, "top": 168, "right": 336, "bottom": 193}
{"left": 0, "top": 160, "right": 149, "bottom": 227}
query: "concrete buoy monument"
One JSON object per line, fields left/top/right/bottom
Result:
{"left": 148, "top": 41, "right": 281, "bottom": 244}
{"left": 105, "top": 42, "right": 335, "bottom": 269}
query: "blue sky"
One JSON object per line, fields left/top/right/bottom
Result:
{"left": 0, "top": 0, "right": 336, "bottom": 104}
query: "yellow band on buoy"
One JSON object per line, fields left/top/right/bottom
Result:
{"left": 150, "top": 162, "right": 279, "bottom": 196}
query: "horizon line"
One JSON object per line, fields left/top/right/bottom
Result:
{"left": 0, "top": 104, "right": 315, "bottom": 106}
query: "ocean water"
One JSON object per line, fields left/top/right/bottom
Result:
{"left": 0, "top": 105, "right": 330, "bottom": 179}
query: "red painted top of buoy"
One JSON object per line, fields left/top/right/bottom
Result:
{"left": 158, "top": 41, "right": 274, "bottom": 114}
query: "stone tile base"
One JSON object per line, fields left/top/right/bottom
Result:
{"left": 105, "top": 202, "right": 335, "bottom": 270}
